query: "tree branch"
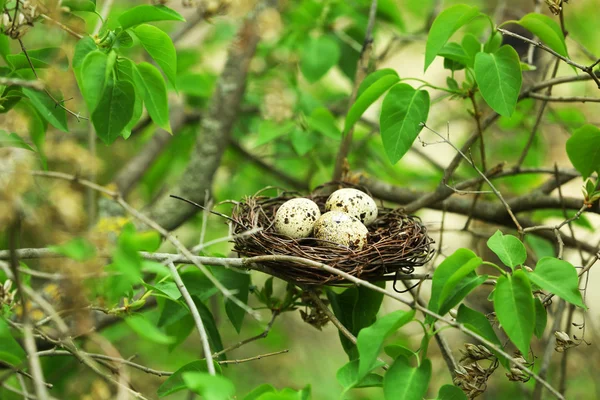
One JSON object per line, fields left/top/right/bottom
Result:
{"left": 145, "top": 3, "right": 269, "bottom": 230}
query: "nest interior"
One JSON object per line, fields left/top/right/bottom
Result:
{"left": 230, "top": 186, "right": 434, "bottom": 285}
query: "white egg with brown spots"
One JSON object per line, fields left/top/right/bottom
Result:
{"left": 274, "top": 198, "right": 321, "bottom": 239}
{"left": 313, "top": 211, "right": 368, "bottom": 250}
{"left": 325, "top": 188, "right": 378, "bottom": 226}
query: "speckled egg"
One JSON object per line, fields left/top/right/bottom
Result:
{"left": 325, "top": 188, "right": 378, "bottom": 226}
{"left": 313, "top": 211, "right": 369, "bottom": 250}
{"left": 274, "top": 198, "right": 321, "bottom": 239}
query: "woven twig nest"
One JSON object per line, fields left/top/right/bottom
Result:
{"left": 230, "top": 183, "right": 434, "bottom": 285}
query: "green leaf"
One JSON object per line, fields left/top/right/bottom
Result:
{"left": 345, "top": 69, "right": 400, "bottom": 134}
{"left": 183, "top": 372, "right": 235, "bottom": 400}
{"left": 291, "top": 127, "right": 318, "bottom": 156}
{"left": 525, "top": 235, "right": 555, "bottom": 259}
{"left": 337, "top": 360, "right": 383, "bottom": 391}
{"left": 424, "top": 4, "right": 480, "bottom": 71}
{"left": 0, "top": 34, "right": 10, "bottom": 63}
{"left": 378, "top": 0, "right": 405, "bottom": 31}
{"left": 427, "top": 248, "right": 479, "bottom": 319}
{"left": 461, "top": 34, "right": 482, "bottom": 67}
{"left": 243, "top": 384, "right": 276, "bottom": 400}
{"left": 63, "top": 0, "right": 96, "bottom": 12}
{"left": 512, "top": 13, "right": 568, "bottom": 57}
{"left": 49, "top": 237, "right": 96, "bottom": 261}
{"left": 73, "top": 37, "right": 97, "bottom": 69}
{"left": 493, "top": 270, "right": 535, "bottom": 355}
{"left": 119, "top": 4, "right": 185, "bottom": 30}
{"left": 0, "top": 317, "right": 26, "bottom": 366}
{"left": 7, "top": 48, "right": 69, "bottom": 71}
{"left": 456, "top": 304, "right": 508, "bottom": 368}
{"left": 439, "top": 274, "right": 488, "bottom": 318}
{"left": 80, "top": 51, "right": 109, "bottom": 112}
{"left": 300, "top": 35, "right": 340, "bottom": 83}
{"left": 0, "top": 131, "right": 34, "bottom": 151}
{"left": 22, "top": 88, "right": 68, "bottom": 132}
{"left": 438, "top": 255, "right": 482, "bottom": 308}
{"left": 527, "top": 257, "right": 585, "bottom": 308}
{"left": 135, "top": 62, "right": 171, "bottom": 133}
{"left": 380, "top": 83, "right": 430, "bottom": 164}
{"left": 176, "top": 72, "right": 217, "bottom": 98}
{"left": 486, "top": 230, "right": 527, "bottom": 269}
{"left": 566, "top": 124, "right": 600, "bottom": 179}
{"left": 484, "top": 31, "right": 503, "bottom": 54}
{"left": 212, "top": 268, "right": 250, "bottom": 333}
{"left": 383, "top": 357, "right": 431, "bottom": 400}
{"left": 92, "top": 79, "right": 135, "bottom": 145}
{"left": 255, "top": 120, "right": 295, "bottom": 146}
{"left": 438, "top": 42, "right": 470, "bottom": 66}
{"left": 125, "top": 314, "right": 175, "bottom": 344}
{"left": 384, "top": 344, "right": 415, "bottom": 360}
{"left": 308, "top": 107, "right": 340, "bottom": 139}
{"left": 133, "top": 24, "right": 177, "bottom": 88}
{"left": 474, "top": 45, "right": 522, "bottom": 117}
{"left": 157, "top": 360, "right": 221, "bottom": 397}
{"left": 193, "top": 297, "right": 225, "bottom": 356}
{"left": 534, "top": 297, "right": 547, "bottom": 339}
{"left": 326, "top": 283, "right": 385, "bottom": 359}
{"left": 436, "top": 384, "right": 468, "bottom": 400}
{"left": 357, "top": 310, "right": 416, "bottom": 383}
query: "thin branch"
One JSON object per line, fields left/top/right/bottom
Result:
{"left": 307, "top": 291, "right": 356, "bottom": 346}
{"left": 247, "top": 255, "right": 565, "bottom": 400}
{"left": 528, "top": 92, "right": 600, "bottom": 103}
{"left": 27, "top": 170, "right": 259, "bottom": 319}
{"left": 7, "top": 222, "right": 50, "bottom": 400}
{"left": 167, "top": 262, "right": 215, "bottom": 375}
{"left": 218, "top": 349, "right": 289, "bottom": 364}
{"left": 93, "top": 0, "right": 114, "bottom": 35}
{"left": 213, "top": 311, "right": 279, "bottom": 358}
{"left": 497, "top": 27, "right": 600, "bottom": 89}
{"left": 0, "top": 76, "right": 44, "bottom": 90}
{"left": 39, "top": 13, "right": 84, "bottom": 39}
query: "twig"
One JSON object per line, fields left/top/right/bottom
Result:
{"left": 247, "top": 255, "right": 565, "bottom": 400}
{"left": 517, "top": 57, "right": 560, "bottom": 168}
{"left": 332, "top": 0, "right": 378, "bottom": 181}
{"left": 93, "top": 0, "right": 114, "bottom": 35}
{"left": 167, "top": 262, "right": 215, "bottom": 375}
{"left": 39, "top": 13, "right": 84, "bottom": 39}
{"left": 533, "top": 300, "right": 566, "bottom": 400}
{"left": 528, "top": 93, "right": 600, "bottom": 103}
{"left": 145, "top": 2, "right": 269, "bottom": 230}
{"left": 497, "top": 27, "right": 600, "bottom": 89}
{"left": 218, "top": 349, "right": 289, "bottom": 364}
{"left": 28, "top": 170, "right": 259, "bottom": 319}
{"left": 7, "top": 222, "right": 50, "bottom": 400}
{"left": 421, "top": 123, "right": 523, "bottom": 232}
{"left": 17, "top": 38, "right": 87, "bottom": 122}
{"left": 308, "top": 291, "right": 356, "bottom": 345}
{"left": 0, "top": 76, "right": 44, "bottom": 90}
{"left": 213, "top": 310, "right": 279, "bottom": 358}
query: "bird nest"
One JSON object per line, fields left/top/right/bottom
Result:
{"left": 229, "top": 183, "right": 434, "bottom": 286}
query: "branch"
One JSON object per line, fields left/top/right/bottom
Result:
{"left": 28, "top": 170, "right": 258, "bottom": 319}
{"left": 145, "top": 3, "right": 268, "bottom": 230}
{"left": 167, "top": 262, "right": 215, "bottom": 374}
{"left": 528, "top": 92, "right": 600, "bottom": 103}
{"left": 0, "top": 76, "right": 44, "bottom": 90}
{"left": 497, "top": 27, "right": 600, "bottom": 89}
{"left": 358, "top": 175, "right": 599, "bottom": 254}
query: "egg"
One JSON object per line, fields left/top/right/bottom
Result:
{"left": 325, "top": 188, "right": 378, "bottom": 226}
{"left": 313, "top": 211, "right": 369, "bottom": 251}
{"left": 274, "top": 198, "right": 321, "bottom": 239}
